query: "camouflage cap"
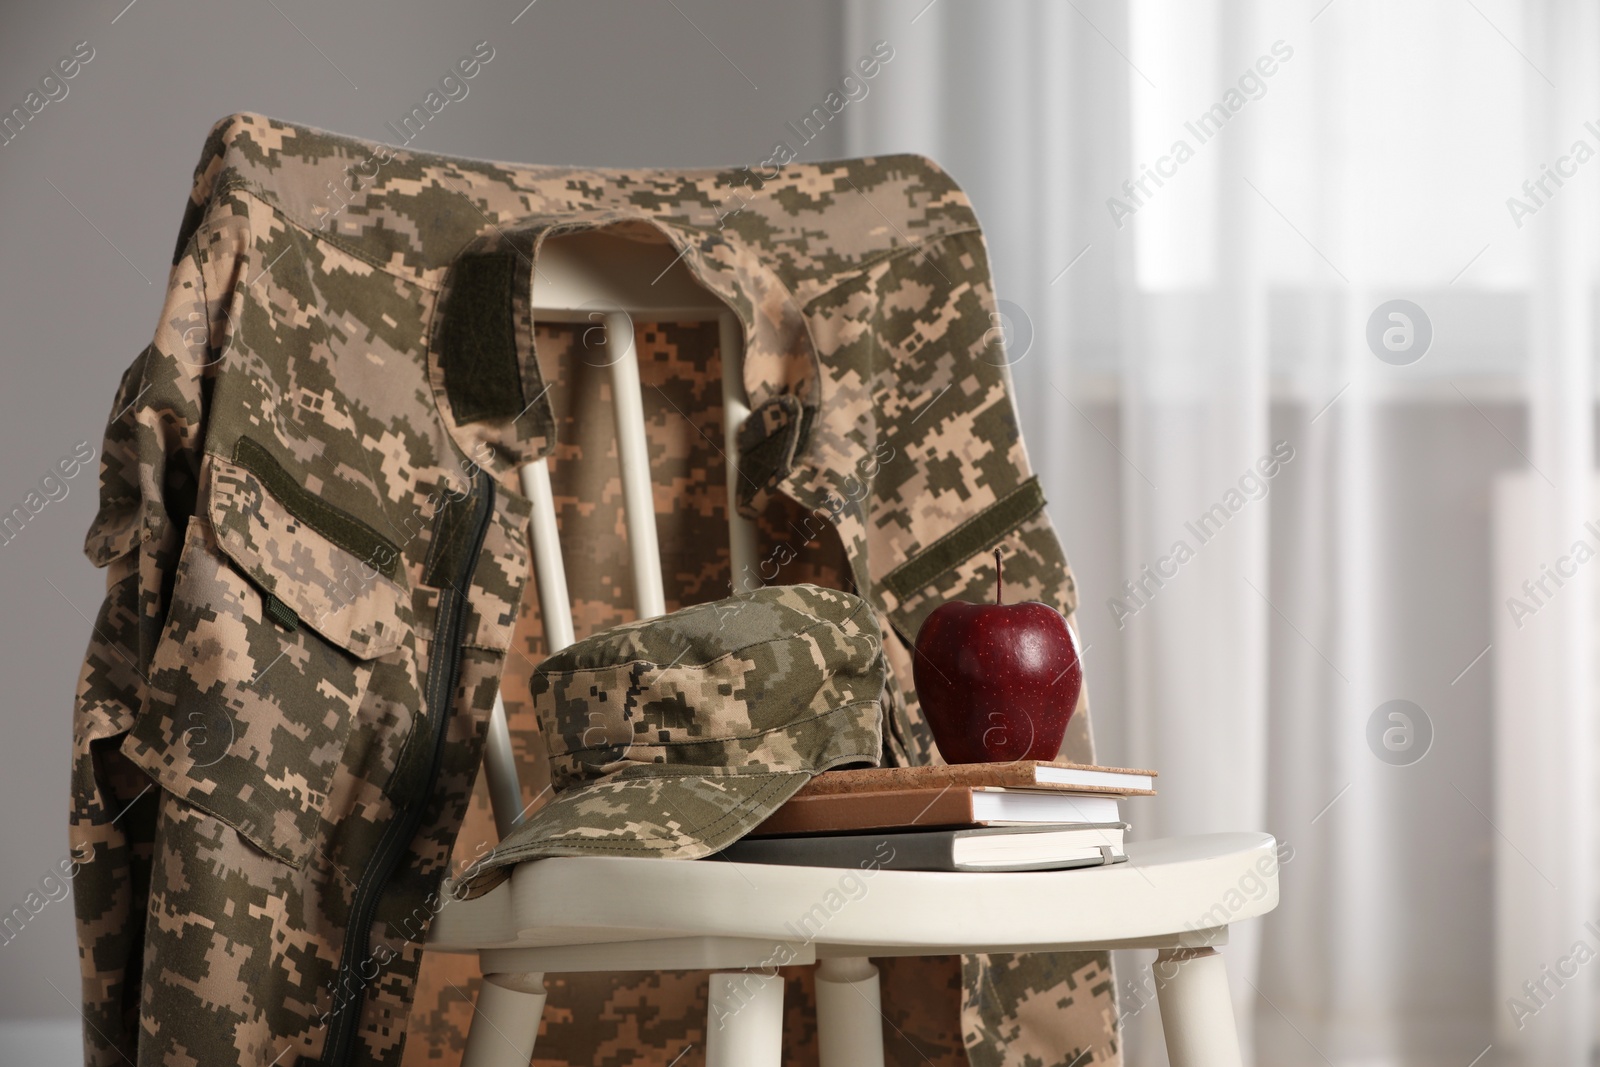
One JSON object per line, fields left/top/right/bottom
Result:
{"left": 461, "top": 584, "right": 884, "bottom": 887}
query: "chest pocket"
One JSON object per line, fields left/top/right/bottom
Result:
{"left": 122, "top": 450, "right": 414, "bottom": 867}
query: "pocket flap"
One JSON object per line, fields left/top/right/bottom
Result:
{"left": 209, "top": 443, "right": 411, "bottom": 658}
{"left": 881, "top": 476, "right": 1062, "bottom": 644}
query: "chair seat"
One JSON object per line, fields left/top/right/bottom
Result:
{"left": 428, "top": 832, "right": 1278, "bottom": 969}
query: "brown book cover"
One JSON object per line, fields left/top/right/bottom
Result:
{"left": 791, "top": 760, "right": 1158, "bottom": 799}
{"left": 747, "top": 786, "right": 1125, "bottom": 838}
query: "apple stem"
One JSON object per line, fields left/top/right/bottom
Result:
{"left": 995, "top": 548, "right": 1003, "bottom": 605}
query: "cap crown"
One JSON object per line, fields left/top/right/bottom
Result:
{"left": 535, "top": 584, "right": 886, "bottom": 792}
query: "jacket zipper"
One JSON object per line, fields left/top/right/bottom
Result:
{"left": 318, "top": 469, "right": 495, "bottom": 1067}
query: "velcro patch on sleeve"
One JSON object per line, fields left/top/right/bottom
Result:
{"left": 439, "top": 250, "right": 526, "bottom": 423}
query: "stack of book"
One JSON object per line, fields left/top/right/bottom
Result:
{"left": 720, "top": 761, "right": 1155, "bottom": 873}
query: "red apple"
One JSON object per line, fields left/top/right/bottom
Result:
{"left": 912, "top": 551, "right": 1083, "bottom": 764}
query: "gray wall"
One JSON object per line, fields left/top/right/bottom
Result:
{"left": 0, "top": 0, "right": 845, "bottom": 1047}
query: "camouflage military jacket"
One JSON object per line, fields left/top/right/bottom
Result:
{"left": 71, "top": 113, "right": 1117, "bottom": 1067}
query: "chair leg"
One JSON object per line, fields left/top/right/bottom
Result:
{"left": 461, "top": 972, "right": 546, "bottom": 1067}
{"left": 706, "top": 970, "right": 783, "bottom": 1067}
{"left": 815, "top": 957, "right": 884, "bottom": 1067}
{"left": 1153, "top": 948, "right": 1244, "bottom": 1067}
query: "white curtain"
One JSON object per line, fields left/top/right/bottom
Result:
{"left": 844, "top": 1, "right": 1598, "bottom": 1064}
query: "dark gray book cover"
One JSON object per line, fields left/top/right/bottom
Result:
{"left": 716, "top": 824, "right": 1129, "bottom": 873}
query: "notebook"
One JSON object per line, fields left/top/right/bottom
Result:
{"left": 719, "top": 824, "right": 1128, "bottom": 873}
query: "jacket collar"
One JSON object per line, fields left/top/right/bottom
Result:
{"left": 427, "top": 210, "right": 824, "bottom": 516}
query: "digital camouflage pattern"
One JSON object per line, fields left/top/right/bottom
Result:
{"left": 71, "top": 112, "right": 1116, "bottom": 1066}
{"left": 462, "top": 584, "right": 884, "bottom": 881}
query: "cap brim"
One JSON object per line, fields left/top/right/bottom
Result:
{"left": 460, "top": 767, "right": 814, "bottom": 885}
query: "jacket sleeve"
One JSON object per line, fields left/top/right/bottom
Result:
{"left": 70, "top": 232, "right": 214, "bottom": 1065}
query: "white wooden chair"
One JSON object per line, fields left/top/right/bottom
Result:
{"left": 424, "top": 231, "right": 1279, "bottom": 1067}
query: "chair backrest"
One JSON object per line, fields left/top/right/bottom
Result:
{"left": 481, "top": 230, "right": 758, "bottom": 838}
